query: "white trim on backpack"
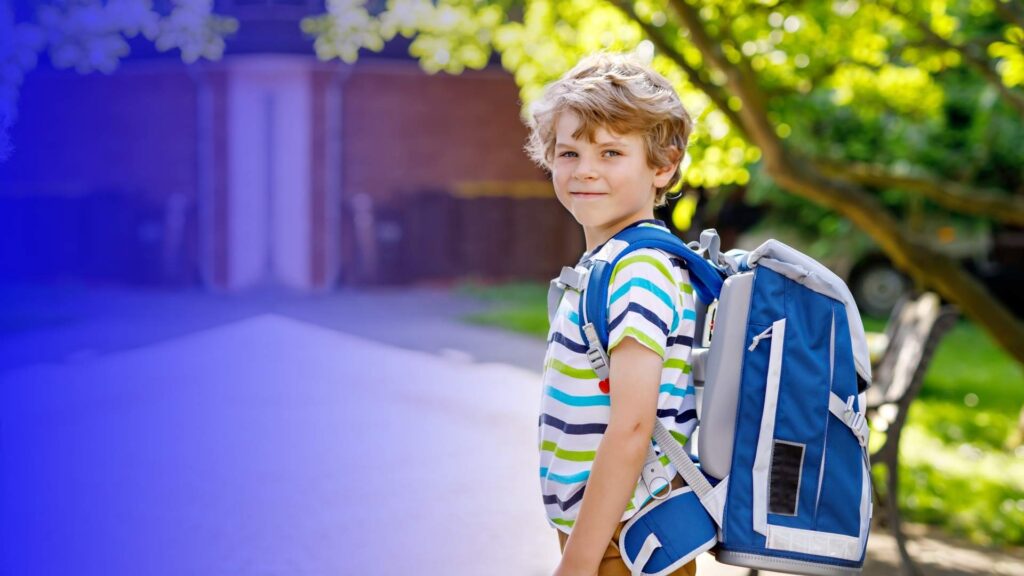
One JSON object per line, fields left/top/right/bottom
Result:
{"left": 633, "top": 533, "right": 662, "bottom": 576}
{"left": 751, "top": 318, "right": 786, "bottom": 537}
{"left": 858, "top": 450, "right": 873, "bottom": 557}
{"left": 703, "top": 476, "right": 729, "bottom": 529}
{"left": 763, "top": 525, "right": 863, "bottom": 561}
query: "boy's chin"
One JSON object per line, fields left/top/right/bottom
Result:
{"left": 569, "top": 213, "right": 603, "bottom": 229}
{"left": 569, "top": 205, "right": 604, "bottom": 223}
{"left": 570, "top": 208, "right": 624, "bottom": 230}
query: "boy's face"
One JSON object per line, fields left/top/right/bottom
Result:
{"left": 551, "top": 111, "right": 676, "bottom": 246}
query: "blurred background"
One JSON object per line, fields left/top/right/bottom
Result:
{"left": 1, "top": 1, "right": 1023, "bottom": 575}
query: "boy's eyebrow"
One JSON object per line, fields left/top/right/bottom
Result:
{"left": 555, "top": 139, "right": 627, "bottom": 149}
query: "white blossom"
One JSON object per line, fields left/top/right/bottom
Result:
{"left": 0, "top": 0, "right": 236, "bottom": 159}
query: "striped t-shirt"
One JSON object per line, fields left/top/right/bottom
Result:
{"left": 538, "top": 222, "right": 698, "bottom": 533}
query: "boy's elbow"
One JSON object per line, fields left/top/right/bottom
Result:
{"left": 626, "top": 417, "right": 655, "bottom": 437}
{"left": 607, "top": 416, "right": 655, "bottom": 447}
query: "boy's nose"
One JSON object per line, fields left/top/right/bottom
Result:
{"left": 573, "top": 162, "right": 599, "bottom": 181}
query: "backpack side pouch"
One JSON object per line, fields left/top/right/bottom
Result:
{"left": 619, "top": 487, "right": 717, "bottom": 576}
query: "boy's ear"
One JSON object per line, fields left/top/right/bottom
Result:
{"left": 654, "top": 146, "right": 683, "bottom": 187}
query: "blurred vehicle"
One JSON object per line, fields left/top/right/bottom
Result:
{"left": 735, "top": 215, "right": 1023, "bottom": 319}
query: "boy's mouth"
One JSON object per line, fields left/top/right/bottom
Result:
{"left": 570, "top": 192, "right": 607, "bottom": 198}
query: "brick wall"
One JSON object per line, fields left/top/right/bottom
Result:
{"left": 0, "top": 56, "right": 579, "bottom": 287}
{"left": 0, "top": 60, "right": 201, "bottom": 285}
{"left": 338, "top": 60, "right": 582, "bottom": 285}
{"left": 341, "top": 60, "right": 549, "bottom": 203}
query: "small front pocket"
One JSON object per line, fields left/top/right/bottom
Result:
{"left": 619, "top": 488, "right": 718, "bottom": 576}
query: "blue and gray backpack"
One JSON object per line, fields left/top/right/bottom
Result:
{"left": 547, "top": 224, "right": 873, "bottom": 576}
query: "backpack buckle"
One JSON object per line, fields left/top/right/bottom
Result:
{"left": 582, "top": 322, "right": 611, "bottom": 381}
{"left": 844, "top": 395, "right": 868, "bottom": 447}
{"left": 557, "top": 265, "right": 590, "bottom": 292}
{"left": 642, "top": 450, "right": 672, "bottom": 501}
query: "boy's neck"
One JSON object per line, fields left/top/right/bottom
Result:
{"left": 583, "top": 211, "right": 658, "bottom": 253}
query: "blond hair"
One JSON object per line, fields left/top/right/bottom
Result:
{"left": 523, "top": 51, "right": 694, "bottom": 207}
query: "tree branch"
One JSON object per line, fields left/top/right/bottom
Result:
{"left": 814, "top": 159, "right": 1024, "bottom": 226}
{"left": 609, "top": 1, "right": 750, "bottom": 141}
{"left": 664, "top": 0, "right": 786, "bottom": 168}
{"left": 994, "top": 0, "right": 1024, "bottom": 31}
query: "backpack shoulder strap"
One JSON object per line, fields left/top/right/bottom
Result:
{"left": 580, "top": 226, "right": 726, "bottom": 354}
{"left": 574, "top": 226, "right": 726, "bottom": 516}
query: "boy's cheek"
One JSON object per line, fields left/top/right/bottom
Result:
{"left": 551, "top": 186, "right": 573, "bottom": 212}
{"left": 552, "top": 194, "right": 577, "bottom": 217}
{"left": 552, "top": 192, "right": 582, "bottom": 223}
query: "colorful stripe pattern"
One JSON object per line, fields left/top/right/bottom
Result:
{"left": 539, "top": 239, "right": 699, "bottom": 532}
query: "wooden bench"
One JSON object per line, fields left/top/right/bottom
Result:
{"left": 866, "top": 292, "right": 959, "bottom": 576}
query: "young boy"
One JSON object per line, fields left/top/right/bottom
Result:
{"left": 524, "top": 52, "right": 699, "bottom": 576}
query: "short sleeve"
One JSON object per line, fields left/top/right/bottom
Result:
{"left": 606, "top": 249, "right": 681, "bottom": 359}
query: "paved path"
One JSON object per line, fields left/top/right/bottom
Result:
{"left": 1, "top": 285, "right": 1022, "bottom": 575}
{"left": 2, "top": 313, "right": 560, "bottom": 575}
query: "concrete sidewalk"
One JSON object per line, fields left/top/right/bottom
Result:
{"left": 1, "top": 285, "right": 1021, "bottom": 575}
{"left": 2, "top": 314, "right": 563, "bottom": 575}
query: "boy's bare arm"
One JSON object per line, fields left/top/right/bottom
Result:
{"left": 554, "top": 337, "right": 662, "bottom": 576}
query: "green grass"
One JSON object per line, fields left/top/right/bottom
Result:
{"left": 459, "top": 280, "right": 1024, "bottom": 547}
{"left": 880, "top": 425, "right": 1024, "bottom": 547}
{"left": 458, "top": 281, "right": 551, "bottom": 337}
{"left": 894, "top": 321, "right": 1024, "bottom": 547}
{"left": 918, "top": 321, "right": 1024, "bottom": 414}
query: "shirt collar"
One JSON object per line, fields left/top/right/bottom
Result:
{"left": 579, "top": 218, "right": 667, "bottom": 264}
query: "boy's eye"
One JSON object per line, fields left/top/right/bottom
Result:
{"left": 557, "top": 150, "right": 620, "bottom": 158}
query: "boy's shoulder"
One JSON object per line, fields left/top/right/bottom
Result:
{"left": 602, "top": 245, "right": 688, "bottom": 286}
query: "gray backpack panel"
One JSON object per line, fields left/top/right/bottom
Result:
{"left": 696, "top": 271, "right": 754, "bottom": 481}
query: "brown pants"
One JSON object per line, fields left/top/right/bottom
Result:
{"left": 556, "top": 478, "right": 697, "bottom": 576}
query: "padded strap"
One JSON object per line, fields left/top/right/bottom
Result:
{"left": 612, "top": 227, "right": 725, "bottom": 306}
{"left": 548, "top": 265, "right": 589, "bottom": 325}
{"left": 570, "top": 225, "right": 728, "bottom": 527}
{"left": 580, "top": 226, "right": 724, "bottom": 352}
{"left": 632, "top": 533, "right": 662, "bottom": 576}
{"left": 546, "top": 278, "right": 564, "bottom": 325}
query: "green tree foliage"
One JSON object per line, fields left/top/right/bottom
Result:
{"left": 304, "top": 0, "right": 1024, "bottom": 365}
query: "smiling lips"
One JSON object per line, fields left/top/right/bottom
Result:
{"left": 571, "top": 192, "right": 606, "bottom": 197}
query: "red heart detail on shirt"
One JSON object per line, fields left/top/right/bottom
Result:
{"left": 599, "top": 379, "right": 610, "bottom": 394}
